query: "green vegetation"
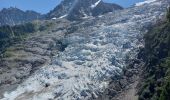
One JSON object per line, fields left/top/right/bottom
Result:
{"left": 0, "top": 21, "right": 54, "bottom": 53}
{"left": 0, "top": 22, "right": 37, "bottom": 39}
{"left": 3, "top": 50, "right": 14, "bottom": 57}
{"left": 138, "top": 9, "right": 170, "bottom": 100}
{"left": 3, "top": 47, "right": 16, "bottom": 57}
{"left": 159, "top": 58, "right": 170, "bottom": 100}
{"left": 0, "top": 22, "right": 38, "bottom": 52}
{"left": 167, "top": 7, "right": 170, "bottom": 22}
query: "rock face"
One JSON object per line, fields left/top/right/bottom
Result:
{"left": 46, "top": 0, "right": 75, "bottom": 19}
{"left": 0, "top": 7, "right": 43, "bottom": 26}
{"left": 47, "top": 0, "right": 123, "bottom": 20}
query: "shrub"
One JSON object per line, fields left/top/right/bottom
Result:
{"left": 166, "top": 7, "right": 170, "bottom": 22}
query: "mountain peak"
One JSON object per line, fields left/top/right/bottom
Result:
{"left": 47, "top": 0, "right": 123, "bottom": 20}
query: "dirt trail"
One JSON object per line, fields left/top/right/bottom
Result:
{"left": 115, "top": 80, "right": 138, "bottom": 100}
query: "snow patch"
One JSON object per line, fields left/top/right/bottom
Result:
{"left": 59, "top": 14, "right": 67, "bottom": 19}
{"left": 135, "top": 0, "right": 157, "bottom": 6}
{"left": 51, "top": 17, "right": 57, "bottom": 20}
{"left": 91, "top": 0, "right": 101, "bottom": 8}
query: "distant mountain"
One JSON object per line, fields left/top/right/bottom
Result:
{"left": 47, "top": 0, "right": 123, "bottom": 20}
{"left": 0, "top": 1, "right": 123, "bottom": 25}
{"left": 0, "top": 7, "right": 43, "bottom": 26}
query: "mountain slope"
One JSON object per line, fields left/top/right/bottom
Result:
{"left": 47, "top": 0, "right": 123, "bottom": 20}
{"left": 138, "top": 12, "right": 170, "bottom": 100}
{"left": 0, "top": 7, "right": 43, "bottom": 26}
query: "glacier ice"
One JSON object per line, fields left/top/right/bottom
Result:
{"left": 135, "top": 0, "right": 157, "bottom": 6}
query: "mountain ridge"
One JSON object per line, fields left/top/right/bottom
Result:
{"left": 0, "top": 0, "right": 123, "bottom": 26}
{"left": 0, "top": 7, "right": 43, "bottom": 26}
{"left": 47, "top": 0, "right": 123, "bottom": 20}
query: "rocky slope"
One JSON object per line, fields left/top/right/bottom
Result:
{"left": 47, "top": 0, "right": 123, "bottom": 20}
{"left": 0, "top": 0, "right": 169, "bottom": 100}
{"left": 138, "top": 11, "right": 170, "bottom": 100}
{"left": 0, "top": 19, "right": 72, "bottom": 98}
{"left": 0, "top": 7, "right": 43, "bottom": 26}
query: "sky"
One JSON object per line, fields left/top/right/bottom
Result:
{"left": 0, "top": 0, "right": 144, "bottom": 14}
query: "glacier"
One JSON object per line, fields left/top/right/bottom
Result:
{"left": 135, "top": 0, "right": 157, "bottom": 6}
{"left": 1, "top": 0, "right": 169, "bottom": 100}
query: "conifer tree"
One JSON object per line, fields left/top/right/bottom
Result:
{"left": 167, "top": 7, "right": 170, "bottom": 22}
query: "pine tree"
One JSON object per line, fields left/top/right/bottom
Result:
{"left": 166, "top": 7, "right": 170, "bottom": 22}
